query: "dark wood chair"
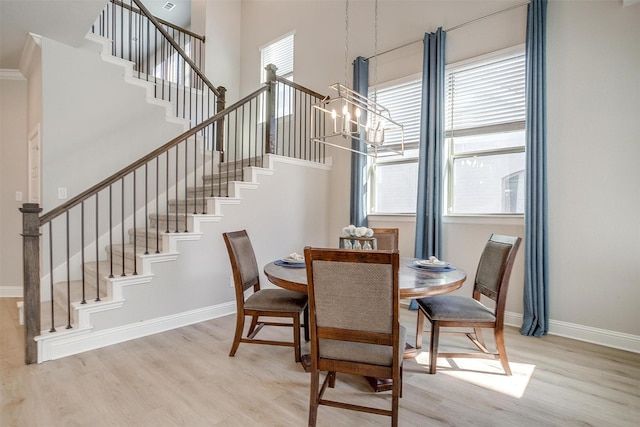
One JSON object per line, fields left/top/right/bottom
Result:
{"left": 371, "top": 228, "right": 399, "bottom": 251}
{"left": 304, "top": 247, "right": 404, "bottom": 427}
{"left": 415, "top": 234, "right": 522, "bottom": 375}
{"left": 222, "top": 230, "right": 308, "bottom": 363}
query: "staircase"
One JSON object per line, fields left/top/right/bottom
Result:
{"left": 19, "top": 1, "right": 329, "bottom": 364}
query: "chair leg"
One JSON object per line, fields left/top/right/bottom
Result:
{"left": 293, "top": 313, "right": 301, "bottom": 362}
{"left": 416, "top": 307, "right": 425, "bottom": 349}
{"left": 308, "top": 370, "right": 320, "bottom": 427}
{"left": 229, "top": 312, "right": 245, "bottom": 357}
{"left": 303, "top": 306, "right": 310, "bottom": 342}
{"left": 391, "top": 387, "right": 399, "bottom": 427}
{"left": 247, "top": 314, "right": 259, "bottom": 336}
{"left": 494, "top": 327, "right": 512, "bottom": 376}
{"left": 328, "top": 371, "right": 336, "bottom": 388}
{"left": 474, "top": 327, "right": 486, "bottom": 348}
{"left": 429, "top": 321, "right": 440, "bottom": 374}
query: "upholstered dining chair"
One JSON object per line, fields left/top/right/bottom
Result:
{"left": 222, "top": 230, "right": 308, "bottom": 363}
{"left": 304, "top": 247, "right": 405, "bottom": 427}
{"left": 415, "top": 234, "right": 521, "bottom": 375}
{"left": 371, "top": 228, "right": 399, "bottom": 251}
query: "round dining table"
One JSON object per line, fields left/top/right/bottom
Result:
{"left": 264, "top": 257, "right": 466, "bottom": 299}
{"left": 263, "top": 257, "right": 467, "bottom": 392}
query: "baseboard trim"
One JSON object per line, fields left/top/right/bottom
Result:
{"left": 0, "top": 286, "right": 23, "bottom": 298}
{"left": 504, "top": 311, "right": 640, "bottom": 354}
{"left": 36, "top": 301, "right": 236, "bottom": 363}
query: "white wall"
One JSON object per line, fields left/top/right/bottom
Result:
{"left": 200, "top": 0, "right": 242, "bottom": 103}
{"left": 546, "top": 0, "right": 640, "bottom": 335}
{"left": 239, "top": 0, "right": 640, "bottom": 346}
{"left": 0, "top": 73, "right": 28, "bottom": 295}
{"left": 39, "top": 36, "right": 189, "bottom": 211}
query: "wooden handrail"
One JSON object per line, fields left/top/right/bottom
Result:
{"left": 275, "top": 76, "right": 326, "bottom": 100}
{"left": 39, "top": 85, "right": 269, "bottom": 225}
{"left": 130, "top": 0, "right": 220, "bottom": 98}
{"left": 111, "top": 0, "right": 205, "bottom": 42}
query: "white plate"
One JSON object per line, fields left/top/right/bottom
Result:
{"left": 415, "top": 260, "right": 449, "bottom": 268}
{"left": 281, "top": 257, "right": 305, "bottom": 264}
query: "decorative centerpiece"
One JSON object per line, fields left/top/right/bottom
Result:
{"left": 339, "top": 225, "right": 376, "bottom": 250}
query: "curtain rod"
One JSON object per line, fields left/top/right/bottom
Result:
{"left": 364, "top": 1, "right": 530, "bottom": 60}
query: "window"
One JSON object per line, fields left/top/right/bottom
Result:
{"left": 369, "top": 76, "right": 422, "bottom": 214}
{"left": 445, "top": 47, "right": 526, "bottom": 214}
{"left": 260, "top": 32, "right": 294, "bottom": 118}
{"left": 368, "top": 46, "right": 526, "bottom": 216}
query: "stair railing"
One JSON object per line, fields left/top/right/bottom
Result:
{"left": 92, "top": 0, "right": 225, "bottom": 129}
{"left": 20, "top": 69, "right": 327, "bottom": 364}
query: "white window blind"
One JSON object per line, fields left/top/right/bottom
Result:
{"left": 370, "top": 78, "right": 422, "bottom": 151}
{"left": 260, "top": 33, "right": 294, "bottom": 82}
{"left": 445, "top": 53, "right": 525, "bottom": 136}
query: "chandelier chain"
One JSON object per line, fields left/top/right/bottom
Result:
{"left": 373, "top": 0, "right": 378, "bottom": 103}
{"left": 344, "top": 0, "right": 349, "bottom": 87}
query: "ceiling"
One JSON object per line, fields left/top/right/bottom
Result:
{"left": 0, "top": 0, "right": 191, "bottom": 70}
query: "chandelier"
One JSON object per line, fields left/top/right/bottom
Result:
{"left": 310, "top": 0, "right": 404, "bottom": 157}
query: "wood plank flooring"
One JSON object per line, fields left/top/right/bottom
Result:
{"left": 1, "top": 297, "right": 639, "bottom": 426}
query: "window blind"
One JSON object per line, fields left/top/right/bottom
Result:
{"left": 370, "top": 78, "right": 422, "bottom": 151}
{"left": 261, "top": 33, "right": 294, "bottom": 82}
{"left": 445, "top": 53, "right": 525, "bottom": 133}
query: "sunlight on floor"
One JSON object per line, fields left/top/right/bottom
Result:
{"left": 414, "top": 352, "right": 536, "bottom": 398}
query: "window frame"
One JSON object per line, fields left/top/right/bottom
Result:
{"left": 444, "top": 45, "right": 526, "bottom": 216}
{"left": 367, "top": 74, "right": 422, "bottom": 215}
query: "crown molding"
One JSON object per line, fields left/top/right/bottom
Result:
{"left": 18, "top": 33, "right": 42, "bottom": 78}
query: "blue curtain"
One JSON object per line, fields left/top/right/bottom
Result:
{"left": 410, "top": 29, "right": 446, "bottom": 311}
{"left": 521, "top": 0, "right": 549, "bottom": 337}
{"left": 415, "top": 29, "right": 446, "bottom": 260}
{"left": 350, "top": 56, "right": 369, "bottom": 227}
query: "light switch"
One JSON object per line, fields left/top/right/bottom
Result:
{"left": 15, "top": 191, "right": 23, "bottom": 201}
{"left": 58, "top": 187, "right": 67, "bottom": 199}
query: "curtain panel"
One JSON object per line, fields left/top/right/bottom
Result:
{"left": 521, "top": 0, "right": 549, "bottom": 337}
{"left": 349, "top": 56, "right": 369, "bottom": 227}
{"left": 414, "top": 29, "right": 446, "bottom": 260}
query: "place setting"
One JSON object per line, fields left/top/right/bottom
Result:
{"left": 274, "top": 252, "right": 306, "bottom": 268}
{"left": 408, "top": 256, "right": 456, "bottom": 272}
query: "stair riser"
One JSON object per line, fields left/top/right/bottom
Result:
{"left": 186, "top": 185, "right": 228, "bottom": 198}
{"left": 128, "top": 231, "right": 163, "bottom": 253}
{"left": 149, "top": 215, "right": 194, "bottom": 232}
{"left": 168, "top": 201, "right": 208, "bottom": 214}
{"left": 214, "top": 157, "right": 263, "bottom": 173}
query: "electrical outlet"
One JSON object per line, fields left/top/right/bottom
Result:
{"left": 229, "top": 276, "right": 234, "bottom": 288}
{"left": 57, "top": 187, "right": 67, "bottom": 199}
{"left": 15, "top": 191, "right": 22, "bottom": 201}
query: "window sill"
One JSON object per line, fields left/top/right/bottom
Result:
{"left": 368, "top": 213, "right": 524, "bottom": 226}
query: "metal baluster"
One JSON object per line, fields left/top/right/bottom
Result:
{"left": 184, "top": 141, "right": 189, "bottom": 231}
{"left": 109, "top": 185, "right": 114, "bottom": 278}
{"left": 133, "top": 170, "right": 138, "bottom": 275}
{"left": 121, "top": 178, "right": 126, "bottom": 276}
{"left": 65, "top": 211, "right": 71, "bottom": 329}
{"left": 144, "top": 164, "right": 149, "bottom": 255}
{"left": 156, "top": 157, "right": 160, "bottom": 253}
{"left": 81, "top": 202, "right": 86, "bottom": 304}
{"left": 48, "top": 224, "right": 55, "bottom": 332}
{"left": 174, "top": 146, "right": 179, "bottom": 232}
{"left": 96, "top": 195, "right": 101, "bottom": 301}
{"left": 165, "top": 151, "right": 170, "bottom": 233}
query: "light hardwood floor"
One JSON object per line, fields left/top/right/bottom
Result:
{"left": 1, "top": 297, "right": 639, "bottom": 426}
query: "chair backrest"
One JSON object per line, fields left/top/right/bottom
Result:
{"left": 473, "top": 234, "right": 522, "bottom": 313}
{"left": 371, "top": 228, "right": 399, "bottom": 251}
{"left": 222, "top": 230, "right": 260, "bottom": 300}
{"left": 304, "top": 248, "right": 400, "bottom": 360}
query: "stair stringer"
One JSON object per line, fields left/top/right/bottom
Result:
{"left": 31, "top": 155, "right": 316, "bottom": 363}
